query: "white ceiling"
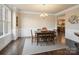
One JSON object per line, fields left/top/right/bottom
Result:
{"left": 12, "top": 4, "right": 76, "bottom": 14}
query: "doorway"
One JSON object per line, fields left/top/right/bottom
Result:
{"left": 57, "top": 19, "right": 65, "bottom": 44}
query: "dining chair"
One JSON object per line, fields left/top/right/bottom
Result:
{"left": 49, "top": 32, "right": 56, "bottom": 44}
{"left": 31, "top": 29, "right": 34, "bottom": 43}
{"left": 36, "top": 32, "right": 49, "bottom": 45}
{"left": 41, "top": 33, "right": 48, "bottom": 44}
{"left": 31, "top": 29, "right": 37, "bottom": 44}
{"left": 53, "top": 29, "right": 58, "bottom": 43}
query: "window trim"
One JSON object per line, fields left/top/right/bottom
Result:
{"left": 0, "top": 4, "right": 12, "bottom": 38}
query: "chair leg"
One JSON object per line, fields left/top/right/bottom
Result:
{"left": 37, "top": 37, "right": 39, "bottom": 45}
{"left": 31, "top": 37, "right": 33, "bottom": 44}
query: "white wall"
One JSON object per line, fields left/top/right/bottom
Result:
{"left": 18, "top": 13, "right": 56, "bottom": 37}
{"left": 12, "top": 8, "right": 17, "bottom": 40}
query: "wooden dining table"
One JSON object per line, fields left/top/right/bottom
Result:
{"left": 35, "top": 30, "right": 56, "bottom": 45}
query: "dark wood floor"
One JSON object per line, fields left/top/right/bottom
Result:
{"left": 0, "top": 37, "right": 25, "bottom": 55}
{"left": 0, "top": 33, "right": 79, "bottom": 55}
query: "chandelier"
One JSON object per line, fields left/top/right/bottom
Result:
{"left": 40, "top": 12, "right": 48, "bottom": 17}
{"left": 40, "top": 4, "right": 48, "bottom": 18}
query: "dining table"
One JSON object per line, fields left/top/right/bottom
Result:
{"left": 35, "top": 30, "right": 56, "bottom": 45}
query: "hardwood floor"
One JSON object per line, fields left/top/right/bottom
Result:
{"left": 0, "top": 37, "right": 25, "bottom": 55}
{"left": 0, "top": 33, "right": 78, "bottom": 55}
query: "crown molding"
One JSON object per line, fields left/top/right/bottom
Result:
{"left": 55, "top": 5, "right": 79, "bottom": 16}
{"left": 18, "top": 5, "right": 79, "bottom": 16}
{"left": 6, "top": 4, "right": 79, "bottom": 16}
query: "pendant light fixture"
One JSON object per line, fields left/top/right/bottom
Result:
{"left": 40, "top": 4, "right": 48, "bottom": 18}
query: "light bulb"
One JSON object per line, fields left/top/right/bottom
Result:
{"left": 44, "top": 13, "right": 48, "bottom": 16}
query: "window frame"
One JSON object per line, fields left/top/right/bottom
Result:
{"left": 0, "top": 4, "right": 12, "bottom": 38}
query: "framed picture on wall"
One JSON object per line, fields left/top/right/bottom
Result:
{"left": 16, "top": 16, "right": 18, "bottom": 26}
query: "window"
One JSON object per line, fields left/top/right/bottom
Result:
{"left": 4, "top": 7, "right": 11, "bottom": 34}
{"left": 0, "top": 5, "right": 3, "bottom": 36}
{"left": 0, "top": 4, "right": 12, "bottom": 37}
{"left": 4, "top": 7, "right": 8, "bottom": 33}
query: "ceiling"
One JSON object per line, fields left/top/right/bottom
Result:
{"left": 12, "top": 4, "right": 77, "bottom": 14}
